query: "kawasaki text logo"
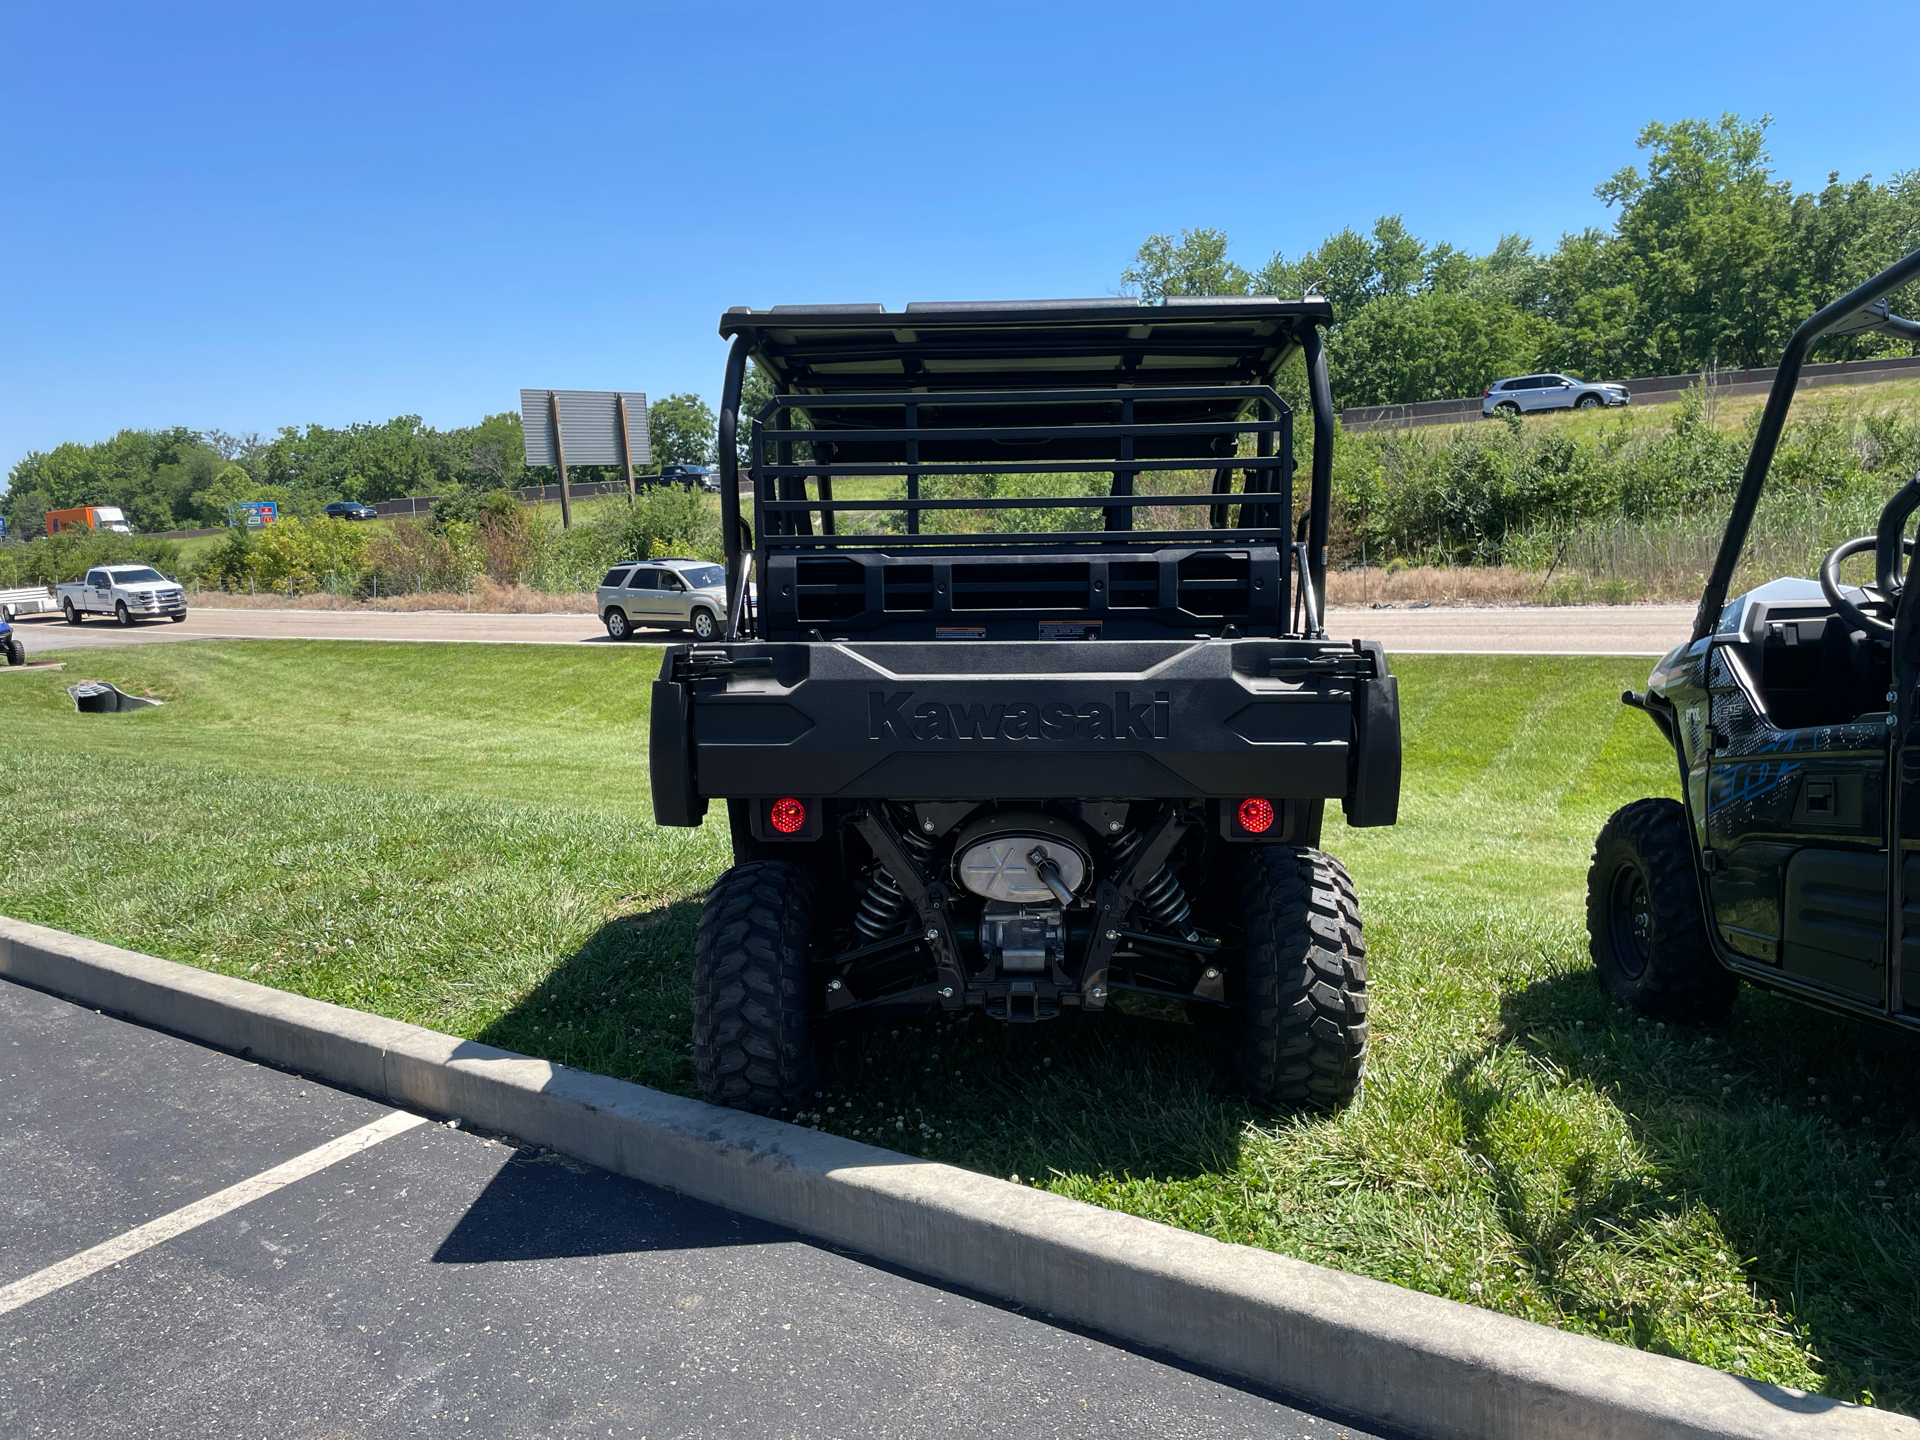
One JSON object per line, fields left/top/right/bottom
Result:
{"left": 868, "top": 691, "right": 1171, "bottom": 742}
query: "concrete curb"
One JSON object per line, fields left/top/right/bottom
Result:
{"left": 3, "top": 914, "right": 1910, "bottom": 1440}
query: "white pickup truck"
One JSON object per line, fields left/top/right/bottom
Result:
{"left": 57, "top": 565, "right": 189, "bottom": 626}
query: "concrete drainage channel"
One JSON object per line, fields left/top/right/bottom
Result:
{"left": 66, "top": 681, "right": 161, "bottom": 712}
{"left": 0, "top": 914, "right": 1909, "bottom": 1440}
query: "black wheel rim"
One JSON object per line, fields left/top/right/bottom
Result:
{"left": 1607, "top": 862, "right": 1652, "bottom": 979}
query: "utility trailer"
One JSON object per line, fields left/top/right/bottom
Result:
{"left": 650, "top": 297, "right": 1401, "bottom": 1116}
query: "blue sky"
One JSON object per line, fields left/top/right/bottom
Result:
{"left": 3, "top": 1, "right": 1916, "bottom": 479}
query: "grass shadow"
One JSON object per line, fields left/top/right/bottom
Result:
{"left": 1493, "top": 967, "right": 1920, "bottom": 1404}
{"left": 476, "top": 897, "right": 1254, "bottom": 1189}
{"left": 809, "top": 996, "right": 1255, "bottom": 1187}
{"left": 473, "top": 898, "right": 704, "bottom": 1096}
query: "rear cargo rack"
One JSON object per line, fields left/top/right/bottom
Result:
{"left": 746, "top": 384, "right": 1298, "bottom": 640}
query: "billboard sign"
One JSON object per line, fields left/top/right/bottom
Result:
{"left": 228, "top": 501, "right": 278, "bottom": 529}
{"left": 519, "top": 390, "right": 650, "bottom": 467}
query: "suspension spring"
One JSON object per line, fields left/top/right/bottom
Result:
{"left": 1109, "top": 829, "right": 1198, "bottom": 940}
{"left": 854, "top": 812, "right": 935, "bottom": 941}
{"left": 854, "top": 866, "right": 909, "bottom": 940}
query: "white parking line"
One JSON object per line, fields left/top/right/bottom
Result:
{"left": 0, "top": 1109, "right": 428, "bottom": 1317}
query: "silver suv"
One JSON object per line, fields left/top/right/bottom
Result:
{"left": 597, "top": 558, "right": 729, "bottom": 641}
{"left": 1482, "top": 373, "right": 1629, "bottom": 416}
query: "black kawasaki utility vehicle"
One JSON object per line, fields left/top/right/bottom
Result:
{"left": 1591, "top": 246, "right": 1920, "bottom": 1029}
{"left": 651, "top": 297, "right": 1400, "bottom": 1116}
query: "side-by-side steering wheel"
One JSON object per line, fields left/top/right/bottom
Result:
{"left": 1822, "top": 471, "right": 1920, "bottom": 635}
{"left": 1821, "top": 535, "right": 1912, "bottom": 635}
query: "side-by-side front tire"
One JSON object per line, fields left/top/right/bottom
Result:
{"left": 692, "top": 861, "right": 820, "bottom": 1117}
{"left": 1587, "top": 798, "right": 1737, "bottom": 1022}
{"left": 603, "top": 608, "right": 630, "bottom": 641}
{"left": 4, "top": 636, "right": 24, "bottom": 666}
{"left": 1234, "top": 846, "right": 1368, "bottom": 1112}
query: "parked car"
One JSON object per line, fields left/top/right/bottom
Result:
{"left": 56, "top": 565, "right": 188, "bottom": 626}
{"left": 1, "top": 612, "right": 24, "bottom": 666}
{"left": 597, "top": 558, "right": 731, "bottom": 641}
{"left": 324, "top": 501, "right": 378, "bottom": 521}
{"left": 652, "top": 464, "right": 721, "bottom": 492}
{"left": 1483, "top": 373, "right": 1629, "bottom": 416}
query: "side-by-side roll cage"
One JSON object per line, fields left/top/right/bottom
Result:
{"left": 709, "top": 297, "right": 1339, "bottom": 643}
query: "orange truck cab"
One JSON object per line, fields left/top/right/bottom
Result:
{"left": 45, "top": 506, "right": 133, "bottom": 536}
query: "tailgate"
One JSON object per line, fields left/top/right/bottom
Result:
{"left": 654, "top": 638, "right": 1396, "bottom": 809}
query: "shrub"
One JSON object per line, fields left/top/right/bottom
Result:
{"left": 364, "top": 518, "right": 482, "bottom": 593}
{"left": 188, "top": 517, "right": 370, "bottom": 594}
{"left": 0, "top": 530, "right": 183, "bottom": 588}
{"left": 1329, "top": 388, "right": 1920, "bottom": 569}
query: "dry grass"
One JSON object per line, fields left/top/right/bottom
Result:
{"left": 189, "top": 580, "right": 596, "bottom": 614}
{"left": 1325, "top": 565, "right": 1561, "bottom": 607}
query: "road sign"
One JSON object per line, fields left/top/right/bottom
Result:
{"left": 519, "top": 389, "right": 650, "bottom": 527}
{"left": 228, "top": 501, "right": 277, "bottom": 529}
{"left": 519, "top": 390, "right": 650, "bottom": 468}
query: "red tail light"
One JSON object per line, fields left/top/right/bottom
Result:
{"left": 770, "top": 797, "right": 807, "bottom": 834}
{"left": 1237, "top": 798, "right": 1275, "bottom": 834}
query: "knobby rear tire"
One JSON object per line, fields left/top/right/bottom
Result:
{"left": 692, "top": 861, "right": 820, "bottom": 1116}
{"left": 1587, "top": 798, "right": 1736, "bottom": 1022}
{"left": 1235, "top": 846, "right": 1368, "bottom": 1111}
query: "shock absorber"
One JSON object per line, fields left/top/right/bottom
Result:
{"left": 853, "top": 810, "right": 935, "bottom": 941}
{"left": 1108, "top": 829, "right": 1198, "bottom": 941}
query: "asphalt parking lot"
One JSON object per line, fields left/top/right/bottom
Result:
{"left": 0, "top": 979, "right": 1387, "bottom": 1440}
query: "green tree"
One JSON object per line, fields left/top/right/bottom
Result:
{"left": 1121, "top": 228, "right": 1251, "bottom": 300}
{"left": 648, "top": 393, "right": 717, "bottom": 468}
{"left": 1597, "top": 113, "right": 1795, "bottom": 370}
{"left": 1331, "top": 290, "right": 1550, "bottom": 407}
{"left": 737, "top": 360, "right": 779, "bottom": 466}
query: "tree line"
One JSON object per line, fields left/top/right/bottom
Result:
{"left": 1, "top": 394, "right": 720, "bottom": 541}
{"left": 1122, "top": 114, "right": 1920, "bottom": 409}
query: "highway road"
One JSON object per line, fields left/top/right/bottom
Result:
{"left": 8, "top": 604, "right": 1695, "bottom": 657}
{"left": 0, "top": 979, "right": 1389, "bottom": 1439}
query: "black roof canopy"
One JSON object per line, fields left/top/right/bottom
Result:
{"left": 720, "top": 296, "right": 1327, "bottom": 394}
{"left": 719, "top": 295, "right": 1331, "bottom": 467}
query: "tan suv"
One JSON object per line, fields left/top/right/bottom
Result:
{"left": 597, "top": 558, "right": 729, "bottom": 641}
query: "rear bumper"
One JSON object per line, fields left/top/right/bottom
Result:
{"left": 650, "top": 638, "right": 1400, "bottom": 826}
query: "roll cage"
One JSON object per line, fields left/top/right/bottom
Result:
{"left": 711, "top": 297, "right": 1338, "bottom": 643}
{"left": 1694, "top": 248, "right": 1920, "bottom": 641}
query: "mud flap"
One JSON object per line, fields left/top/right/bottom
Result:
{"left": 1344, "top": 641, "right": 1400, "bottom": 827}
{"left": 650, "top": 679, "right": 707, "bottom": 826}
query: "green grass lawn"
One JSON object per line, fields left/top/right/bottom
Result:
{"left": 4, "top": 640, "right": 1919, "bottom": 1409}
